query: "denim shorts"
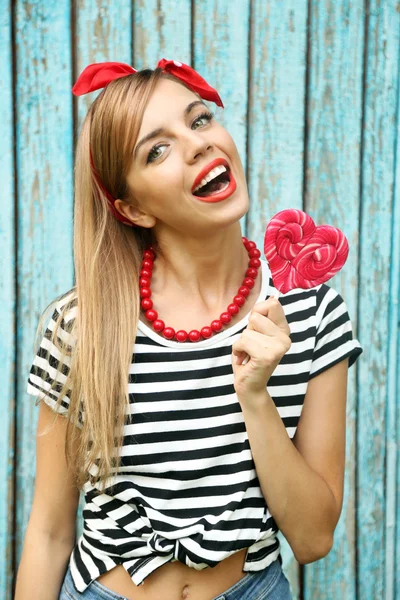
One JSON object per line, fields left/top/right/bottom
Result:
{"left": 59, "top": 557, "right": 292, "bottom": 600}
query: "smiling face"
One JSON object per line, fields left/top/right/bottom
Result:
{"left": 114, "top": 77, "right": 249, "bottom": 238}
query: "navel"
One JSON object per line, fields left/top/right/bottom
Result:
{"left": 181, "top": 583, "right": 190, "bottom": 599}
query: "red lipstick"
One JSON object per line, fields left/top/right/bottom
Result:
{"left": 191, "top": 158, "right": 237, "bottom": 203}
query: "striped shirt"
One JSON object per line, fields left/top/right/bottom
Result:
{"left": 26, "top": 258, "right": 362, "bottom": 591}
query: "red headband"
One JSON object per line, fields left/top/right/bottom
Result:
{"left": 72, "top": 59, "right": 224, "bottom": 227}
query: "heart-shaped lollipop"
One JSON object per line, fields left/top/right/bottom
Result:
{"left": 264, "top": 209, "right": 349, "bottom": 295}
{"left": 240, "top": 209, "right": 349, "bottom": 365}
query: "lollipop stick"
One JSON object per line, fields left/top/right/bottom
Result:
{"left": 240, "top": 289, "right": 281, "bottom": 366}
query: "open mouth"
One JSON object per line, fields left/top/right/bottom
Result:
{"left": 193, "top": 168, "right": 231, "bottom": 197}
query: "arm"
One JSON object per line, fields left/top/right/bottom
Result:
{"left": 14, "top": 402, "right": 80, "bottom": 600}
{"left": 239, "top": 358, "right": 348, "bottom": 564}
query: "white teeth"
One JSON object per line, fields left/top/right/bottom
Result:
{"left": 193, "top": 165, "right": 228, "bottom": 193}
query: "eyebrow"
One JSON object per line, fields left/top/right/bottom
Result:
{"left": 134, "top": 100, "right": 208, "bottom": 160}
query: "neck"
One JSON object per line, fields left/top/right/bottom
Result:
{"left": 151, "top": 225, "right": 252, "bottom": 310}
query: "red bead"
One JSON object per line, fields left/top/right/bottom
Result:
{"left": 153, "top": 320, "right": 165, "bottom": 332}
{"left": 220, "top": 312, "right": 232, "bottom": 324}
{"left": 246, "top": 268, "right": 258, "bottom": 279}
{"left": 145, "top": 309, "right": 158, "bottom": 322}
{"left": 249, "top": 258, "right": 261, "bottom": 268}
{"left": 227, "top": 303, "right": 240, "bottom": 315}
{"left": 245, "top": 241, "right": 256, "bottom": 250}
{"left": 139, "top": 240, "right": 263, "bottom": 342}
{"left": 243, "top": 277, "right": 254, "bottom": 289}
{"left": 189, "top": 330, "right": 201, "bottom": 342}
{"left": 201, "top": 326, "right": 213, "bottom": 338}
{"left": 163, "top": 327, "right": 175, "bottom": 339}
{"left": 233, "top": 294, "right": 246, "bottom": 307}
{"left": 249, "top": 248, "right": 261, "bottom": 258}
{"left": 175, "top": 330, "right": 188, "bottom": 342}
{"left": 142, "top": 259, "right": 154, "bottom": 270}
{"left": 211, "top": 320, "right": 223, "bottom": 332}
{"left": 141, "top": 298, "right": 153, "bottom": 310}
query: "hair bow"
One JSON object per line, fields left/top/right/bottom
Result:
{"left": 72, "top": 59, "right": 224, "bottom": 107}
{"left": 72, "top": 59, "right": 224, "bottom": 226}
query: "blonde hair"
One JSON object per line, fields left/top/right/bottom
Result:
{"left": 34, "top": 68, "right": 198, "bottom": 493}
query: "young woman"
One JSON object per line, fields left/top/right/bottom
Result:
{"left": 15, "top": 60, "right": 362, "bottom": 600}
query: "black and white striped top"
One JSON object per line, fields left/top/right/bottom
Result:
{"left": 26, "top": 259, "right": 362, "bottom": 591}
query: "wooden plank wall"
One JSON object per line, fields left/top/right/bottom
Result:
{"left": 2, "top": 1, "right": 399, "bottom": 598}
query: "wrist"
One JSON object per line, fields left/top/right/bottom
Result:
{"left": 236, "top": 387, "right": 272, "bottom": 410}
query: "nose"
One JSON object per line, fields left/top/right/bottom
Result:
{"left": 182, "top": 128, "right": 213, "bottom": 162}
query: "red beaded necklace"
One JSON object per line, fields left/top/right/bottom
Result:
{"left": 139, "top": 237, "right": 262, "bottom": 342}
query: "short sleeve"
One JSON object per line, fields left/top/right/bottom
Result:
{"left": 309, "top": 284, "right": 363, "bottom": 380}
{"left": 26, "top": 291, "right": 78, "bottom": 421}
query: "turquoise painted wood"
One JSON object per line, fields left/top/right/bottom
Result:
{"left": 387, "top": 99, "right": 400, "bottom": 597}
{"left": 3, "top": 1, "right": 399, "bottom": 599}
{"left": 0, "top": 5, "right": 16, "bottom": 599}
{"left": 14, "top": 0, "right": 74, "bottom": 572}
{"left": 385, "top": 32, "right": 400, "bottom": 575}
{"left": 391, "top": 72, "right": 400, "bottom": 598}
{"left": 303, "top": 1, "right": 364, "bottom": 598}
{"left": 357, "top": 2, "right": 400, "bottom": 599}
{"left": 134, "top": 0, "right": 191, "bottom": 68}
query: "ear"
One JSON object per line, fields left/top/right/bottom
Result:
{"left": 114, "top": 198, "right": 156, "bottom": 229}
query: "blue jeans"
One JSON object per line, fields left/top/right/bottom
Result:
{"left": 60, "top": 558, "right": 292, "bottom": 600}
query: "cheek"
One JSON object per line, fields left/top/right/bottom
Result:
{"left": 225, "top": 132, "right": 241, "bottom": 160}
{"left": 215, "top": 127, "right": 241, "bottom": 162}
{"left": 150, "top": 158, "right": 185, "bottom": 196}
{"left": 131, "top": 164, "right": 183, "bottom": 203}
{"left": 227, "top": 136, "right": 246, "bottom": 178}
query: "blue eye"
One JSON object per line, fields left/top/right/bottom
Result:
{"left": 146, "top": 111, "right": 215, "bottom": 164}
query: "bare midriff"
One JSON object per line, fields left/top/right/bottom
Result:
{"left": 96, "top": 548, "right": 248, "bottom": 600}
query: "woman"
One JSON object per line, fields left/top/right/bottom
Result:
{"left": 15, "top": 60, "right": 362, "bottom": 600}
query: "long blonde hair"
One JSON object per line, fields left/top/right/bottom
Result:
{"left": 34, "top": 68, "right": 197, "bottom": 493}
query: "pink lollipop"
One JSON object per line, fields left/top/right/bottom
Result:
{"left": 241, "top": 209, "right": 349, "bottom": 365}
{"left": 264, "top": 208, "right": 349, "bottom": 296}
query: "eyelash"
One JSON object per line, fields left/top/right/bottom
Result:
{"left": 146, "top": 111, "right": 215, "bottom": 164}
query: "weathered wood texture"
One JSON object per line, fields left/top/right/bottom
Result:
{"left": 3, "top": 1, "right": 399, "bottom": 598}
{"left": 357, "top": 2, "right": 400, "bottom": 599}
{"left": 303, "top": 2, "right": 364, "bottom": 598}
{"left": 0, "top": 4, "right": 16, "bottom": 600}
{"left": 11, "top": 2, "right": 73, "bottom": 598}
